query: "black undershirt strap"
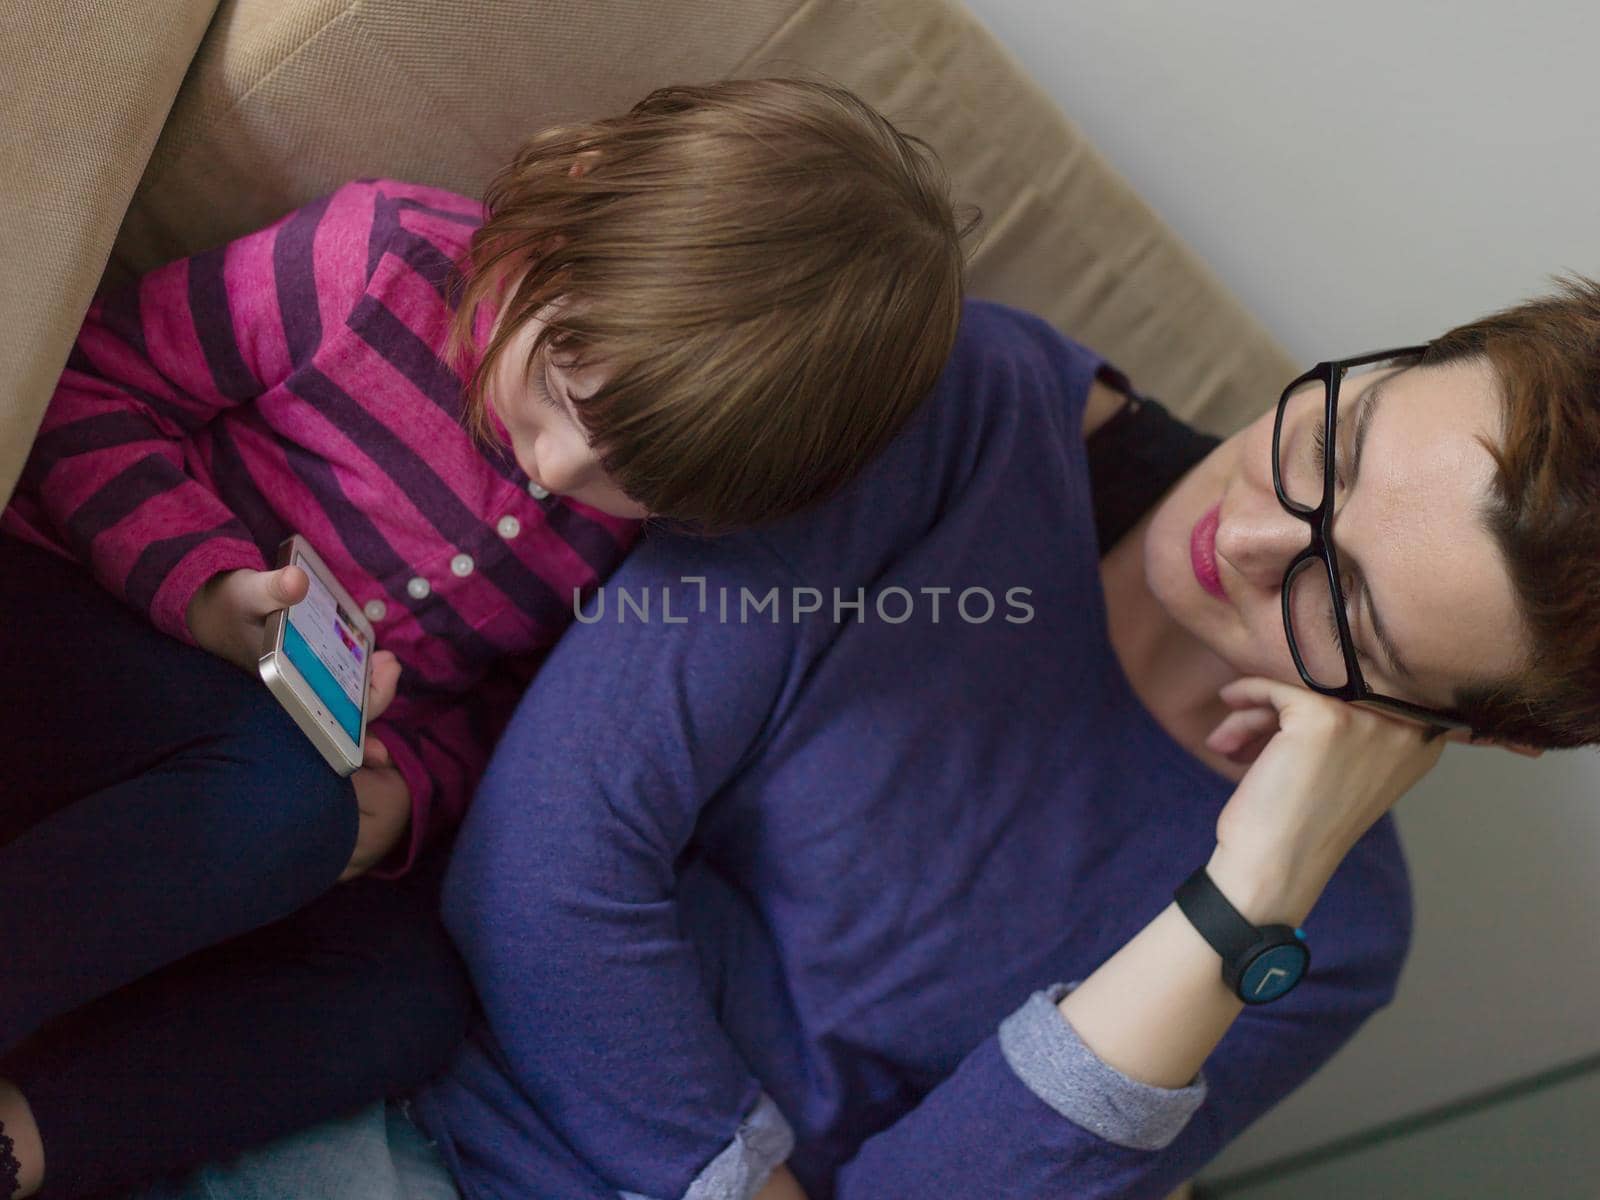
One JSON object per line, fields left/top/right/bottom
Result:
{"left": 1086, "top": 366, "right": 1224, "bottom": 558}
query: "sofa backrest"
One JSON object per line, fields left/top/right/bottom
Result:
{"left": 4, "top": 0, "right": 1298, "bottom": 506}
{"left": 0, "top": 0, "right": 219, "bottom": 506}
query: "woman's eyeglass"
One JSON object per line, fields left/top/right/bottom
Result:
{"left": 1270, "top": 345, "right": 1474, "bottom": 738}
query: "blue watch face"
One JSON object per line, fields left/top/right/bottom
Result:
{"left": 1239, "top": 943, "right": 1309, "bottom": 1003}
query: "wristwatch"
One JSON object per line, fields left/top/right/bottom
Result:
{"left": 1174, "top": 866, "right": 1310, "bottom": 1005}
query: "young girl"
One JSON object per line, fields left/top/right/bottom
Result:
{"left": 0, "top": 78, "right": 973, "bottom": 1199}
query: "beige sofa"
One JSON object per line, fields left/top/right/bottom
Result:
{"left": 2, "top": 0, "right": 1297, "bottom": 508}
{"left": 4, "top": 1, "right": 1300, "bottom": 1193}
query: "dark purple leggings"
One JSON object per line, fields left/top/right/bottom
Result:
{"left": 0, "top": 537, "right": 473, "bottom": 1198}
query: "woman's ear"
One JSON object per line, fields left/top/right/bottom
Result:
{"left": 569, "top": 151, "right": 601, "bottom": 179}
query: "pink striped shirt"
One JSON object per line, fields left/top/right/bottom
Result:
{"left": 3, "top": 180, "right": 641, "bottom": 875}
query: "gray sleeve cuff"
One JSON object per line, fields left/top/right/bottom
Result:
{"left": 998, "top": 981, "right": 1208, "bottom": 1151}
{"left": 619, "top": 1091, "right": 795, "bottom": 1200}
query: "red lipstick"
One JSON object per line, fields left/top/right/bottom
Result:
{"left": 1191, "top": 503, "right": 1227, "bottom": 600}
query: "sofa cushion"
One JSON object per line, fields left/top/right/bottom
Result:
{"left": 110, "top": 0, "right": 1296, "bottom": 439}
{"left": 107, "top": 0, "right": 808, "bottom": 279}
{"left": 0, "top": 0, "right": 219, "bottom": 506}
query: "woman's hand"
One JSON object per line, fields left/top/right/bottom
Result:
{"left": 186, "top": 564, "right": 310, "bottom": 671}
{"left": 1058, "top": 676, "right": 1446, "bottom": 1091}
{"left": 1204, "top": 676, "right": 1447, "bottom": 924}
{"left": 340, "top": 651, "right": 410, "bottom": 882}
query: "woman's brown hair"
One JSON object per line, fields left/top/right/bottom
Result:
{"left": 1424, "top": 274, "right": 1600, "bottom": 747}
{"left": 447, "top": 77, "right": 977, "bottom": 533}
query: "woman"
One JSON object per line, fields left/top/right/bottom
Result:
{"left": 134, "top": 279, "right": 1598, "bottom": 1198}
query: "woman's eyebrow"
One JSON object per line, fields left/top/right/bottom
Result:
{"left": 1346, "top": 378, "right": 1416, "bottom": 682}
{"left": 1347, "top": 377, "right": 1384, "bottom": 487}
{"left": 1360, "top": 576, "right": 1414, "bottom": 683}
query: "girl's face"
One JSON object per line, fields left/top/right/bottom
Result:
{"left": 1144, "top": 356, "right": 1529, "bottom": 714}
{"left": 484, "top": 304, "right": 650, "bottom": 520}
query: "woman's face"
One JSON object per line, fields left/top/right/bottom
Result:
{"left": 484, "top": 303, "right": 650, "bottom": 520}
{"left": 1144, "top": 355, "right": 1529, "bottom": 713}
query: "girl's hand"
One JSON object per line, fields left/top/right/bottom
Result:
{"left": 1204, "top": 676, "right": 1446, "bottom": 924}
{"left": 341, "top": 757, "right": 412, "bottom": 882}
{"left": 186, "top": 564, "right": 310, "bottom": 671}
{"left": 340, "top": 651, "right": 409, "bottom": 882}
{"left": 753, "top": 1165, "right": 810, "bottom": 1200}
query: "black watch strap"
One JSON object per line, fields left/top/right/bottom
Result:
{"left": 1174, "top": 866, "right": 1261, "bottom": 962}
{"left": 1174, "top": 866, "right": 1311, "bottom": 1004}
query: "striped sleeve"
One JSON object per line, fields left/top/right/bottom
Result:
{"left": 17, "top": 183, "right": 382, "bottom": 642}
{"left": 366, "top": 652, "right": 543, "bottom": 878}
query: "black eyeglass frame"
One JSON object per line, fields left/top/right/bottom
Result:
{"left": 1270, "top": 344, "right": 1473, "bottom": 737}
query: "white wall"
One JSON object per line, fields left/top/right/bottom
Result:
{"left": 960, "top": 0, "right": 1600, "bottom": 1176}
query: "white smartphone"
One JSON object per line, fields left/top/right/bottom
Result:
{"left": 258, "top": 535, "right": 375, "bottom": 776}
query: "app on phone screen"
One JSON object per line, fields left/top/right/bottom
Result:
{"left": 282, "top": 554, "right": 368, "bottom": 741}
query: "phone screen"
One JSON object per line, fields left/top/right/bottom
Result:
{"left": 282, "top": 553, "right": 369, "bottom": 743}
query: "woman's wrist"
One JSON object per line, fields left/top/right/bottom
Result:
{"left": 1204, "top": 843, "right": 1332, "bottom": 928}
{"left": 1051, "top": 847, "right": 1337, "bottom": 1094}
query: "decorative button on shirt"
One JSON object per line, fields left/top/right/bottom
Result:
{"left": 364, "top": 598, "right": 388, "bottom": 623}
{"left": 497, "top": 515, "right": 521, "bottom": 540}
{"left": 406, "top": 576, "right": 431, "bottom": 600}
{"left": 527, "top": 481, "right": 550, "bottom": 500}
{"left": 450, "top": 554, "right": 475, "bottom": 578}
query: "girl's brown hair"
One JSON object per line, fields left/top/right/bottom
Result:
{"left": 1423, "top": 274, "right": 1600, "bottom": 747}
{"left": 448, "top": 77, "right": 977, "bottom": 533}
